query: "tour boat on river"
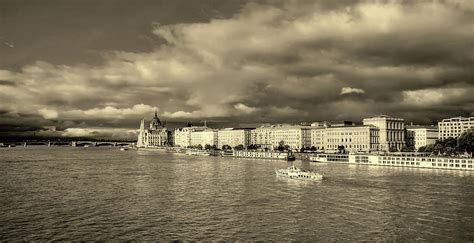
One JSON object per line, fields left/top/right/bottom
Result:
{"left": 275, "top": 165, "right": 323, "bottom": 180}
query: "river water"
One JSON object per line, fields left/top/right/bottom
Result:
{"left": 0, "top": 146, "right": 473, "bottom": 241}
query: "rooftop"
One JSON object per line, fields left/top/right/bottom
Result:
{"left": 406, "top": 125, "right": 438, "bottom": 129}
{"left": 440, "top": 116, "right": 473, "bottom": 122}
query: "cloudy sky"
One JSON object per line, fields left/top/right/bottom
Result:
{"left": 0, "top": 0, "right": 473, "bottom": 138}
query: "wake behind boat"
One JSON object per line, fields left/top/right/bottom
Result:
{"left": 276, "top": 165, "right": 323, "bottom": 181}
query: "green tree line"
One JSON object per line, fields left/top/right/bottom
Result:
{"left": 418, "top": 131, "right": 473, "bottom": 157}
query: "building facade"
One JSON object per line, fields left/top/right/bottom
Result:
{"left": 173, "top": 126, "right": 208, "bottom": 147}
{"left": 250, "top": 125, "right": 275, "bottom": 149}
{"left": 272, "top": 125, "right": 311, "bottom": 150}
{"left": 363, "top": 115, "right": 405, "bottom": 151}
{"left": 310, "top": 127, "right": 325, "bottom": 150}
{"left": 324, "top": 125, "right": 379, "bottom": 153}
{"left": 217, "top": 128, "right": 252, "bottom": 149}
{"left": 438, "top": 116, "right": 474, "bottom": 140}
{"left": 190, "top": 129, "right": 218, "bottom": 147}
{"left": 137, "top": 111, "right": 171, "bottom": 147}
{"left": 406, "top": 126, "right": 438, "bottom": 150}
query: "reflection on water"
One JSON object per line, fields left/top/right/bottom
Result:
{"left": 0, "top": 146, "right": 473, "bottom": 241}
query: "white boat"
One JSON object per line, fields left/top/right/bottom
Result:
{"left": 309, "top": 153, "right": 349, "bottom": 163}
{"left": 221, "top": 150, "right": 234, "bottom": 157}
{"left": 185, "top": 149, "right": 211, "bottom": 156}
{"left": 275, "top": 165, "right": 323, "bottom": 180}
{"left": 232, "top": 150, "right": 296, "bottom": 161}
{"left": 119, "top": 147, "right": 128, "bottom": 151}
{"left": 308, "top": 153, "right": 474, "bottom": 171}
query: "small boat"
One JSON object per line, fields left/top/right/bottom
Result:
{"left": 286, "top": 150, "right": 296, "bottom": 161}
{"left": 221, "top": 150, "right": 234, "bottom": 157}
{"left": 276, "top": 165, "right": 323, "bottom": 181}
{"left": 120, "top": 147, "right": 128, "bottom": 151}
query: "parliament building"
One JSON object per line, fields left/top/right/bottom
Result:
{"left": 137, "top": 111, "right": 172, "bottom": 147}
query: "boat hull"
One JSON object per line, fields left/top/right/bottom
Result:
{"left": 275, "top": 167, "right": 323, "bottom": 181}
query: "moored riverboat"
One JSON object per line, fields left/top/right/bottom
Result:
{"left": 309, "top": 152, "right": 474, "bottom": 171}
{"left": 233, "top": 150, "right": 296, "bottom": 161}
{"left": 185, "top": 149, "right": 211, "bottom": 156}
{"left": 221, "top": 150, "right": 234, "bottom": 157}
{"left": 309, "top": 153, "right": 349, "bottom": 163}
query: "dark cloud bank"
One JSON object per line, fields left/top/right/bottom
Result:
{"left": 0, "top": 0, "right": 473, "bottom": 138}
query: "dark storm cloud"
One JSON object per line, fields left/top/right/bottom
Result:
{"left": 0, "top": 0, "right": 249, "bottom": 68}
{"left": 0, "top": 0, "right": 473, "bottom": 137}
{"left": 0, "top": 80, "right": 15, "bottom": 86}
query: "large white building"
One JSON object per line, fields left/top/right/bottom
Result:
{"left": 310, "top": 127, "right": 325, "bottom": 150}
{"left": 438, "top": 116, "right": 474, "bottom": 140}
{"left": 272, "top": 125, "right": 311, "bottom": 150}
{"left": 217, "top": 128, "right": 252, "bottom": 149}
{"left": 250, "top": 125, "right": 275, "bottom": 149}
{"left": 324, "top": 125, "right": 379, "bottom": 153}
{"left": 406, "top": 126, "right": 438, "bottom": 150}
{"left": 363, "top": 115, "right": 405, "bottom": 151}
{"left": 190, "top": 129, "right": 218, "bottom": 147}
{"left": 173, "top": 126, "right": 208, "bottom": 147}
{"left": 137, "top": 112, "right": 171, "bottom": 148}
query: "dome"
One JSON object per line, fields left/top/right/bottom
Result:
{"left": 149, "top": 110, "right": 163, "bottom": 130}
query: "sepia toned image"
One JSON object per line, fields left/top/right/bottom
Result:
{"left": 1, "top": 0, "right": 473, "bottom": 241}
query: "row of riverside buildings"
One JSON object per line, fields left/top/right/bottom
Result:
{"left": 137, "top": 112, "right": 473, "bottom": 153}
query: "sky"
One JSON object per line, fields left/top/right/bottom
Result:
{"left": 0, "top": 0, "right": 473, "bottom": 138}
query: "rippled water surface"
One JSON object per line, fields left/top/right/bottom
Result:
{"left": 1, "top": 147, "right": 473, "bottom": 241}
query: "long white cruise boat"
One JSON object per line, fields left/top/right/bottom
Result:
{"left": 185, "top": 149, "right": 211, "bottom": 156}
{"left": 309, "top": 153, "right": 474, "bottom": 171}
{"left": 275, "top": 165, "right": 324, "bottom": 180}
{"left": 310, "top": 154, "right": 350, "bottom": 163}
{"left": 232, "top": 150, "right": 296, "bottom": 161}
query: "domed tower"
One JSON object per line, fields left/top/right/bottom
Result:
{"left": 149, "top": 110, "right": 163, "bottom": 130}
